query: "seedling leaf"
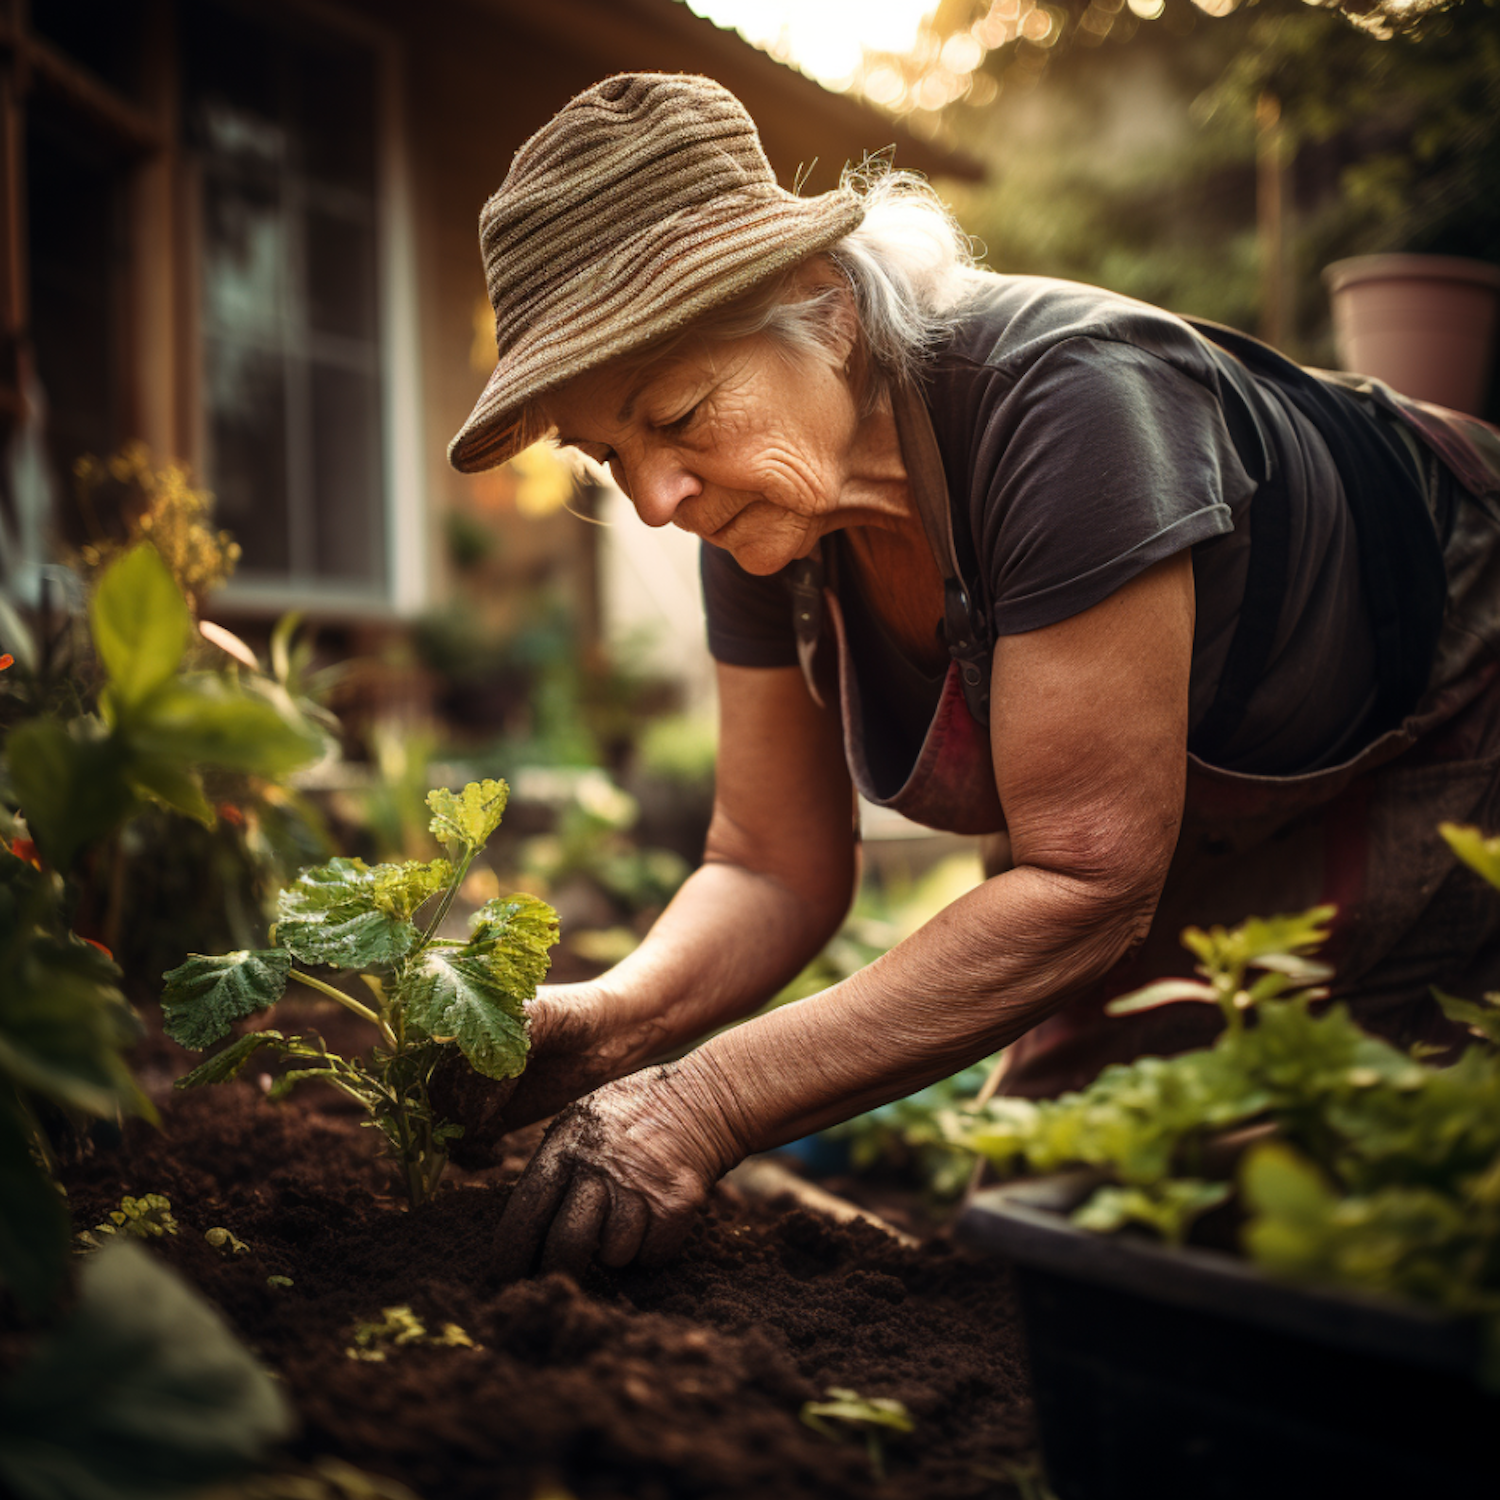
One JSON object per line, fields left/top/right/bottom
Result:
{"left": 175, "top": 1030, "right": 291, "bottom": 1088}
{"left": 275, "top": 858, "right": 427, "bottom": 969}
{"left": 161, "top": 950, "right": 294, "bottom": 1049}
{"left": 427, "top": 779, "right": 509, "bottom": 852}
{"left": 403, "top": 949, "right": 531, "bottom": 1080}
{"left": 467, "top": 894, "right": 560, "bottom": 993}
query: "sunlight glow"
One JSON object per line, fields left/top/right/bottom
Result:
{"left": 684, "top": 0, "right": 939, "bottom": 88}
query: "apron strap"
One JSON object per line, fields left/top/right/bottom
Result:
{"left": 889, "top": 383, "right": 993, "bottom": 724}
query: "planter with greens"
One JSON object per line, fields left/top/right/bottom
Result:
{"left": 162, "top": 778, "right": 559, "bottom": 1206}
{"left": 950, "top": 826, "right": 1500, "bottom": 1499}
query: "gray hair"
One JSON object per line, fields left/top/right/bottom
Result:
{"left": 634, "top": 167, "right": 987, "bottom": 410}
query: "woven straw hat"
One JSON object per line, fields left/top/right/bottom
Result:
{"left": 447, "top": 72, "right": 866, "bottom": 474}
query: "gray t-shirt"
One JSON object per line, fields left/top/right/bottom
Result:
{"left": 702, "top": 276, "right": 1382, "bottom": 777}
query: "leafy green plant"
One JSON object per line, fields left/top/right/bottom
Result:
{"left": 4, "top": 543, "right": 325, "bottom": 879}
{"left": 0, "top": 541, "right": 326, "bottom": 1315}
{"left": 942, "top": 875, "right": 1500, "bottom": 1380}
{"left": 162, "top": 779, "right": 559, "bottom": 1207}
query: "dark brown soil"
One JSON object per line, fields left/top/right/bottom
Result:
{"left": 49, "top": 1035, "right": 1038, "bottom": 1500}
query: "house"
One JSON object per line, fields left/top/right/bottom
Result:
{"left": 0, "top": 0, "right": 978, "bottom": 737}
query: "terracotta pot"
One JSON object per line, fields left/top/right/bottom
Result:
{"left": 1323, "top": 253, "right": 1500, "bottom": 415}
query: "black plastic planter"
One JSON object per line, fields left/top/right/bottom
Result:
{"left": 958, "top": 1177, "right": 1497, "bottom": 1500}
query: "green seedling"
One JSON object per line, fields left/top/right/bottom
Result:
{"left": 266, "top": 1275, "right": 294, "bottom": 1290}
{"left": 345, "top": 1305, "right": 477, "bottom": 1362}
{"left": 205, "top": 1226, "right": 249, "bottom": 1256}
{"left": 163, "top": 780, "right": 558, "bottom": 1206}
{"left": 76, "top": 1192, "right": 179, "bottom": 1250}
{"left": 800, "top": 1386, "right": 914, "bottom": 1481}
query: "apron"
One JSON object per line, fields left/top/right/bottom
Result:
{"left": 787, "top": 365, "right": 1500, "bottom": 1099}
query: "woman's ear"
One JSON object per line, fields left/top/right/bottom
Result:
{"left": 788, "top": 255, "right": 859, "bottom": 365}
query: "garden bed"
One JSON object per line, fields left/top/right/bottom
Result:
{"left": 51, "top": 1040, "right": 1038, "bottom": 1500}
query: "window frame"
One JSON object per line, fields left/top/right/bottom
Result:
{"left": 185, "top": 0, "right": 426, "bottom": 621}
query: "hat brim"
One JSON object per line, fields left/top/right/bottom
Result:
{"left": 447, "top": 187, "right": 864, "bottom": 474}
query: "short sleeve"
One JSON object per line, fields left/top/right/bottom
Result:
{"left": 954, "top": 335, "right": 1245, "bottom": 636}
{"left": 700, "top": 541, "right": 800, "bottom": 667}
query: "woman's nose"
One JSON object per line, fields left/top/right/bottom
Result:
{"left": 627, "top": 451, "right": 701, "bottom": 528}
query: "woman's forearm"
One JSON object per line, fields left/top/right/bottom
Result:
{"left": 577, "top": 852, "right": 854, "bottom": 1074}
{"left": 674, "top": 860, "right": 1160, "bottom": 1165}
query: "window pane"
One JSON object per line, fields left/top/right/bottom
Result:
{"left": 187, "top": 1, "right": 387, "bottom": 595}
{"left": 311, "top": 363, "right": 384, "bottom": 583}
{"left": 202, "top": 175, "right": 285, "bottom": 341}
{"left": 206, "top": 342, "right": 289, "bottom": 574}
{"left": 306, "top": 207, "right": 377, "bottom": 341}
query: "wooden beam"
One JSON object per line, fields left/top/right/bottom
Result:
{"left": 0, "top": 13, "right": 165, "bottom": 157}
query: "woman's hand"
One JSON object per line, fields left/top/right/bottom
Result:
{"left": 492, "top": 1061, "right": 746, "bottom": 1279}
{"left": 428, "top": 982, "right": 639, "bottom": 1167}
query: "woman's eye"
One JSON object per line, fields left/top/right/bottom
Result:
{"left": 662, "top": 401, "right": 702, "bottom": 435}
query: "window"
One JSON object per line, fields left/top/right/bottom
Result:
{"left": 184, "top": 1, "right": 390, "bottom": 603}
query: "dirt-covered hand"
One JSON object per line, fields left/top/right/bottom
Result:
{"left": 494, "top": 1062, "right": 746, "bottom": 1279}
{"left": 428, "top": 984, "right": 634, "bottom": 1167}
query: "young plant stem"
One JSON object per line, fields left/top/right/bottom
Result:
{"left": 414, "top": 848, "right": 477, "bottom": 958}
{"left": 289, "top": 969, "right": 399, "bottom": 1050}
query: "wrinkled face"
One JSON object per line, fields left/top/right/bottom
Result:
{"left": 540, "top": 333, "right": 864, "bottom": 576}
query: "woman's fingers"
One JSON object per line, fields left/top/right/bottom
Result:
{"left": 493, "top": 1126, "right": 576, "bottom": 1280}
{"left": 539, "top": 1174, "right": 611, "bottom": 1277}
{"left": 598, "top": 1185, "right": 650, "bottom": 1268}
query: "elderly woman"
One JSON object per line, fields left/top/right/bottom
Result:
{"left": 445, "top": 73, "right": 1500, "bottom": 1277}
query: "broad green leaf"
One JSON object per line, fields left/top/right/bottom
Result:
{"left": 467, "top": 893, "right": 560, "bottom": 991}
{"left": 275, "top": 858, "right": 420, "bottom": 970}
{"left": 427, "top": 779, "right": 509, "bottom": 853}
{"left": 0, "top": 1092, "right": 70, "bottom": 1316}
{"left": 1440, "top": 821, "right": 1500, "bottom": 892}
{"left": 402, "top": 949, "right": 530, "bottom": 1080}
{"left": 0, "top": 1238, "right": 293, "bottom": 1498}
{"left": 126, "top": 756, "right": 214, "bottom": 826}
{"left": 6, "top": 717, "right": 137, "bottom": 873}
{"left": 161, "top": 950, "right": 294, "bottom": 1050}
{"left": 124, "top": 675, "right": 324, "bottom": 777}
{"left": 175, "top": 1030, "right": 291, "bottom": 1088}
{"left": 89, "top": 544, "right": 192, "bottom": 708}
{"left": 373, "top": 858, "right": 455, "bottom": 917}
{"left": 1106, "top": 978, "right": 1217, "bottom": 1016}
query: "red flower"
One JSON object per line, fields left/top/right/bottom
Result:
{"left": 6, "top": 837, "right": 42, "bottom": 869}
{"left": 217, "top": 803, "right": 246, "bottom": 827}
{"left": 0, "top": 653, "right": 13, "bottom": 671}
